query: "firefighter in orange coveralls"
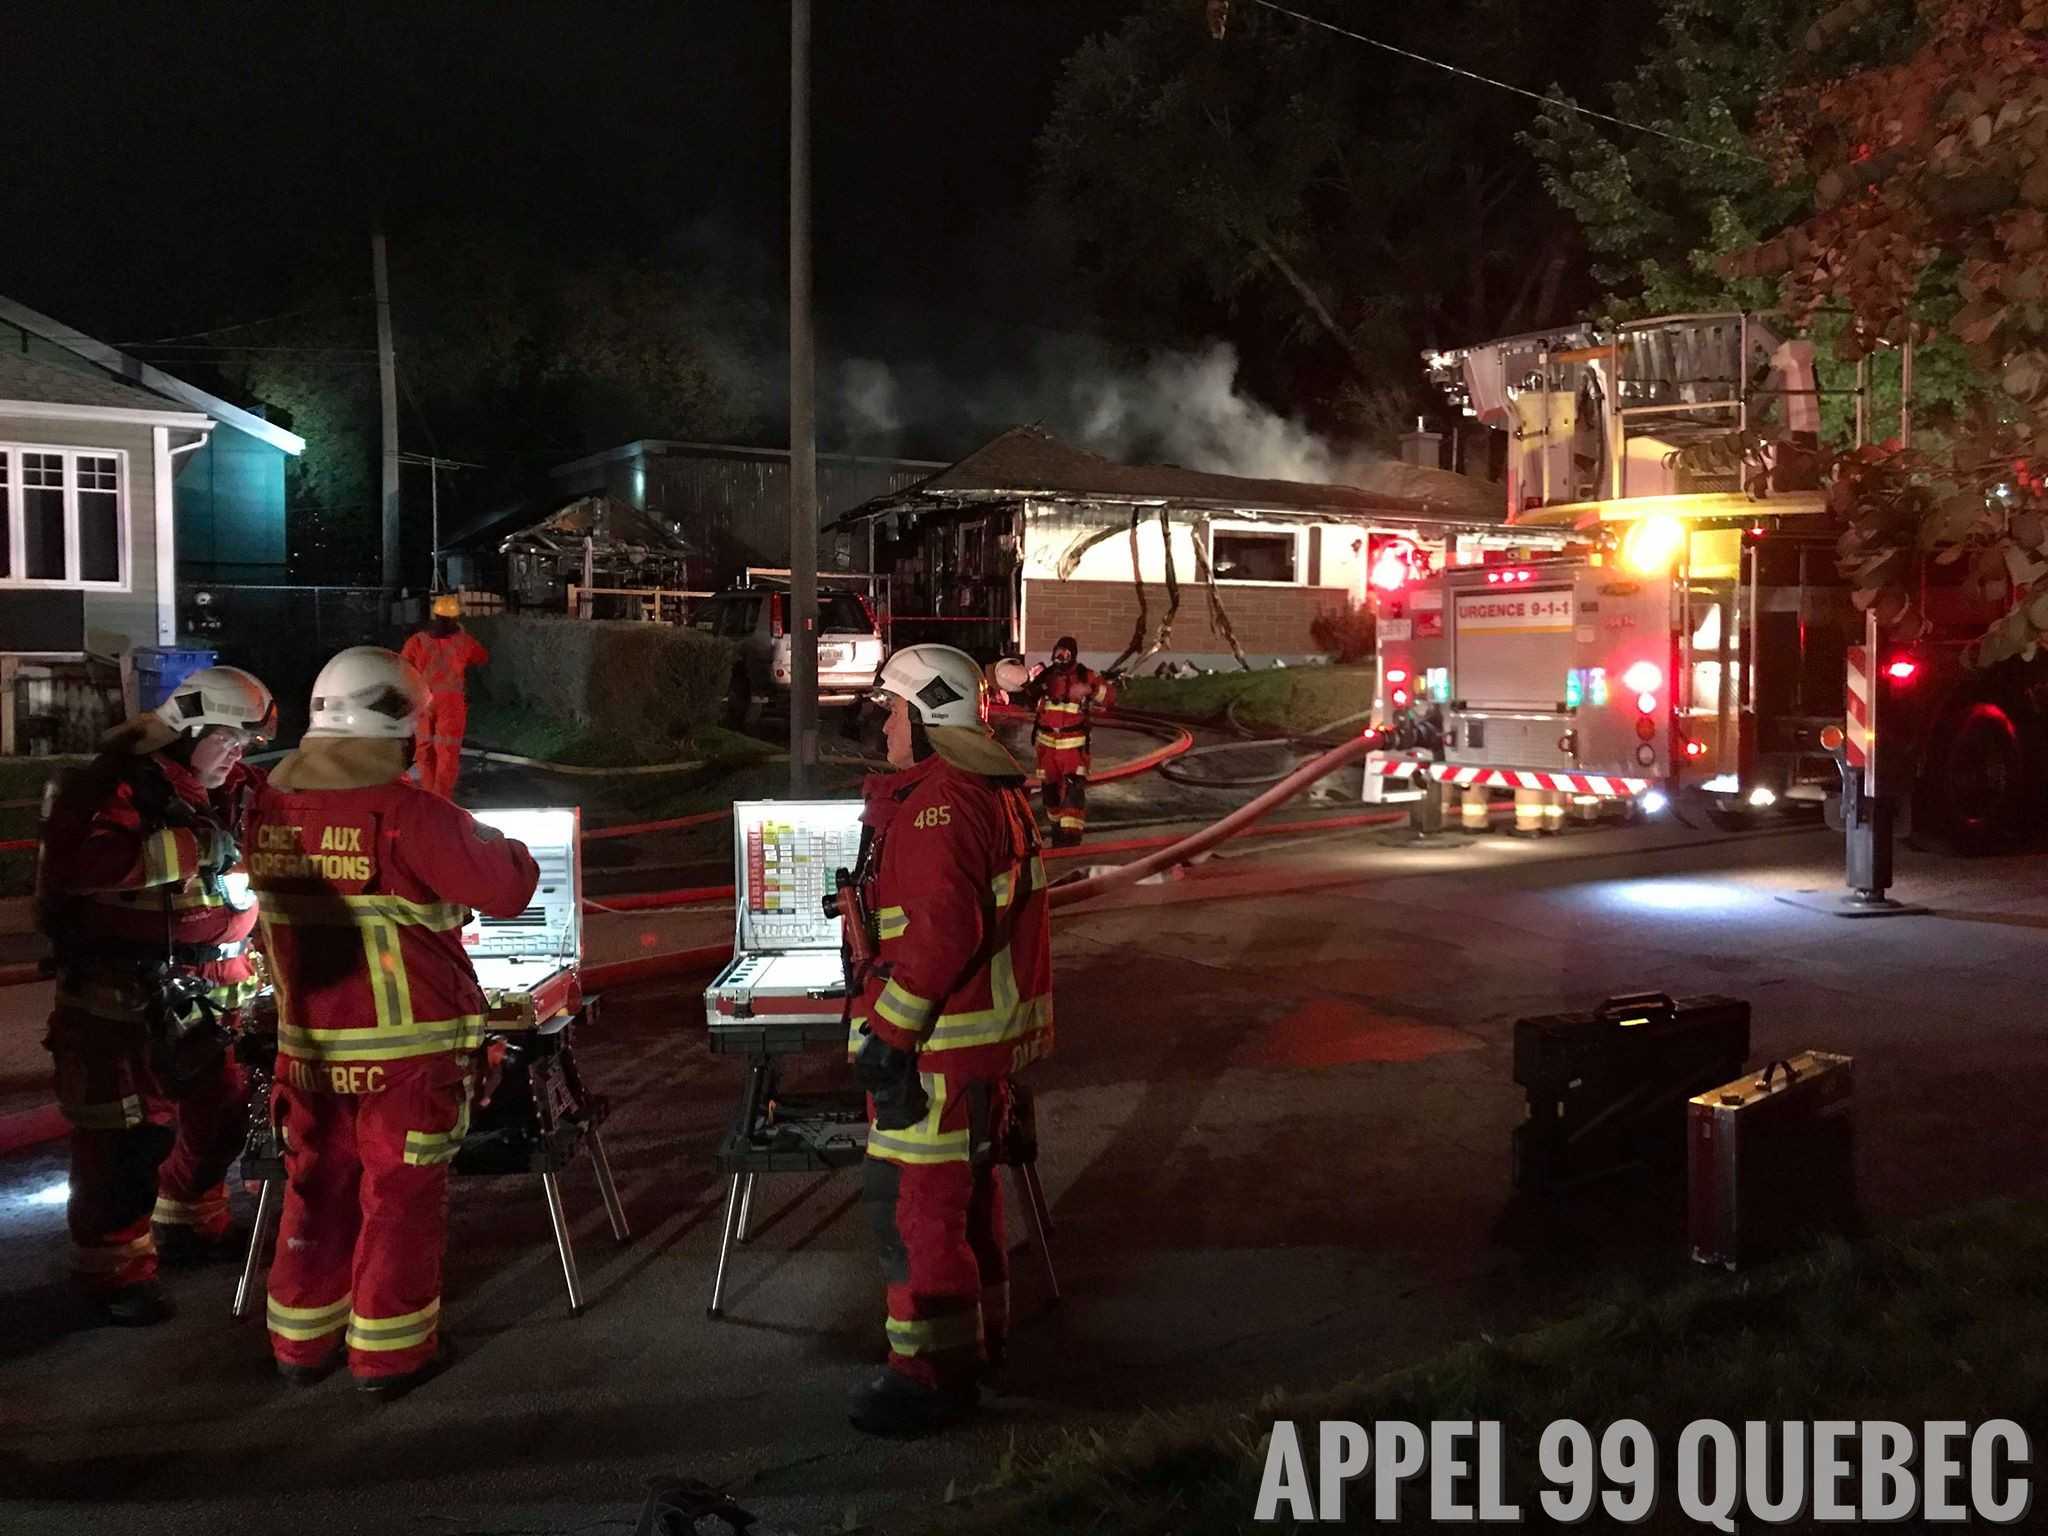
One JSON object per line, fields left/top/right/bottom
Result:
{"left": 35, "top": 667, "right": 277, "bottom": 1325}
{"left": 247, "top": 646, "right": 537, "bottom": 1394}
{"left": 399, "top": 594, "right": 489, "bottom": 800}
{"left": 1021, "top": 635, "right": 1114, "bottom": 846}
{"left": 846, "top": 643, "right": 1054, "bottom": 1436}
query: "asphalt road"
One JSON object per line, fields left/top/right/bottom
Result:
{"left": 3, "top": 817, "right": 2044, "bottom": 1535}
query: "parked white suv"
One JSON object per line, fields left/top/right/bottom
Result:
{"left": 694, "top": 583, "right": 886, "bottom": 727}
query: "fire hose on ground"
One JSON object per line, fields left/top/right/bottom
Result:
{"left": 576, "top": 731, "right": 1383, "bottom": 990}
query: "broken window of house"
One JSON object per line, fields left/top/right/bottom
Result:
{"left": 1211, "top": 527, "right": 1297, "bottom": 584}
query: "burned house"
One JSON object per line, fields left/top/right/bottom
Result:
{"left": 837, "top": 426, "right": 1508, "bottom": 669}
{"left": 497, "top": 495, "right": 698, "bottom": 613}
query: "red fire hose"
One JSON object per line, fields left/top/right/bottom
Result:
{"left": 1049, "top": 733, "right": 1380, "bottom": 909}
{"left": 575, "top": 732, "right": 1384, "bottom": 989}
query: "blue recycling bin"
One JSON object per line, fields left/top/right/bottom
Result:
{"left": 133, "top": 645, "right": 218, "bottom": 713}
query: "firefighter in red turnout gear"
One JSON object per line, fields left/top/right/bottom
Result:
{"left": 248, "top": 646, "right": 537, "bottom": 1393}
{"left": 847, "top": 644, "right": 1054, "bottom": 1436}
{"left": 1021, "top": 635, "right": 1114, "bottom": 846}
{"left": 399, "top": 595, "right": 489, "bottom": 800}
{"left": 35, "top": 667, "right": 277, "bottom": 1325}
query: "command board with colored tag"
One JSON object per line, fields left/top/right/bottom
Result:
{"left": 705, "top": 800, "right": 864, "bottom": 1041}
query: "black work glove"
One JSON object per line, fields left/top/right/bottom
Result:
{"left": 854, "top": 1029, "right": 929, "bottom": 1132}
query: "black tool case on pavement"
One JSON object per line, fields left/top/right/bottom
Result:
{"left": 1511, "top": 992, "right": 1750, "bottom": 1194}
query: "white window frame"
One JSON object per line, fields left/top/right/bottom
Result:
{"left": 1208, "top": 519, "right": 1306, "bottom": 587}
{"left": 0, "top": 443, "right": 131, "bottom": 592}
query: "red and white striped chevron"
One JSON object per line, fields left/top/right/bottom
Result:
{"left": 1428, "top": 764, "right": 1649, "bottom": 797}
{"left": 1844, "top": 644, "right": 1871, "bottom": 769}
{"left": 1365, "top": 754, "right": 1430, "bottom": 779}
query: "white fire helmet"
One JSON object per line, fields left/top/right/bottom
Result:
{"left": 306, "top": 646, "right": 428, "bottom": 739}
{"left": 154, "top": 665, "right": 278, "bottom": 742}
{"left": 871, "top": 644, "right": 990, "bottom": 729}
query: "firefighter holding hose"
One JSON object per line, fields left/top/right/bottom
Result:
{"left": 845, "top": 643, "right": 1054, "bottom": 1435}
{"left": 1019, "top": 635, "right": 1114, "bottom": 847}
{"left": 35, "top": 666, "right": 277, "bottom": 1325}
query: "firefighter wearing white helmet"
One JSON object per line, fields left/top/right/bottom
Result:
{"left": 306, "top": 644, "right": 428, "bottom": 738}
{"left": 846, "top": 643, "right": 1052, "bottom": 1435}
{"left": 245, "top": 646, "right": 537, "bottom": 1393}
{"left": 33, "top": 662, "right": 278, "bottom": 1324}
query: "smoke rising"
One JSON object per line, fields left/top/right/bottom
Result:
{"left": 831, "top": 339, "right": 1411, "bottom": 488}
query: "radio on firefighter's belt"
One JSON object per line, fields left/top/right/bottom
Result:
{"left": 703, "top": 800, "right": 865, "bottom": 1044}
{"left": 825, "top": 867, "right": 876, "bottom": 973}
{"left": 459, "top": 807, "right": 584, "bottom": 1031}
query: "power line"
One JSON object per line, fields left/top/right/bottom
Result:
{"left": 123, "top": 292, "right": 374, "bottom": 346}
{"left": 123, "top": 344, "right": 379, "bottom": 355}
{"left": 1246, "top": 0, "right": 1763, "bottom": 164}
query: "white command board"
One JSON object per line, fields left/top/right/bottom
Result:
{"left": 732, "top": 800, "right": 866, "bottom": 953}
{"left": 461, "top": 806, "right": 581, "bottom": 990}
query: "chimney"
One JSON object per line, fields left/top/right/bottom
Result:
{"left": 1399, "top": 415, "right": 1443, "bottom": 469}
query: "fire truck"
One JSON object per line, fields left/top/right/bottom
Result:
{"left": 1365, "top": 311, "right": 2048, "bottom": 852}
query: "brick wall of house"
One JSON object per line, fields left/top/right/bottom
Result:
{"left": 1023, "top": 578, "right": 1349, "bottom": 658}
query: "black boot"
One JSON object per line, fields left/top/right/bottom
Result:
{"left": 154, "top": 1223, "right": 244, "bottom": 1266}
{"left": 277, "top": 1355, "right": 341, "bottom": 1389}
{"left": 848, "top": 1369, "right": 978, "bottom": 1437}
{"left": 100, "top": 1279, "right": 176, "bottom": 1328}
{"left": 358, "top": 1336, "right": 456, "bottom": 1401}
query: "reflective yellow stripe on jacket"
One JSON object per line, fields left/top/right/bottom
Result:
{"left": 864, "top": 1073, "right": 973, "bottom": 1166}
{"left": 262, "top": 893, "right": 483, "bottom": 1063}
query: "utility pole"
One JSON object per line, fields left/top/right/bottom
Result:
{"left": 788, "top": 0, "right": 819, "bottom": 795}
{"left": 373, "top": 231, "right": 401, "bottom": 596}
{"left": 398, "top": 452, "right": 482, "bottom": 592}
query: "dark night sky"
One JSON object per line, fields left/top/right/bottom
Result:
{"left": 2, "top": 1, "right": 1126, "bottom": 355}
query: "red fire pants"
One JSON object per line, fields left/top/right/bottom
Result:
{"left": 46, "top": 1008, "right": 249, "bottom": 1292}
{"left": 416, "top": 694, "right": 469, "bottom": 800}
{"left": 266, "top": 1052, "right": 469, "bottom": 1381}
{"left": 1036, "top": 746, "right": 1090, "bottom": 847}
{"left": 862, "top": 1075, "right": 1010, "bottom": 1389}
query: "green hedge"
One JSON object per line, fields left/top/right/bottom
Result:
{"left": 464, "top": 616, "right": 734, "bottom": 758}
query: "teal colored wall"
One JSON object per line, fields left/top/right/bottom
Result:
{"left": 173, "top": 421, "right": 287, "bottom": 582}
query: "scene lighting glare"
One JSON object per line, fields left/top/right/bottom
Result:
{"left": 1621, "top": 515, "right": 1685, "bottom": 576}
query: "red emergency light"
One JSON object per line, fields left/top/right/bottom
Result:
{"left": 1384, "top": 668, "right": 1408, "bottom": 684}
{"left": 1683, "top": 738, "right": 1707, "bottom": 759}
{"left": 1884, "top": 657, "right": 1919, "bottom": 683}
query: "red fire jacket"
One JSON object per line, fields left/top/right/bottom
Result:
{"left": 851, "top": 753, "right": 1053, "bottom": 1083}
{"left": 38, "top": 753, "right": 265, "bottom": 1018}
{"left": 1029, "top": 663, "right": 1113, "bottom": 754}
{"left": 400, "top": 627, "right": 489, "bottom": 702}
{"left": 247, "top": 739, "right": 538, "bottom": 1066}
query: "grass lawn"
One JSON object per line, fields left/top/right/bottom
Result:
{"left": 464, "top": 696, "right": 736, "bottom": 769}
{"left": 922, "top": 1199, "right": 2048, "bottom": 1534}
{"left": 1116, "top": 664, "right": 1376, "bottom": 739}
